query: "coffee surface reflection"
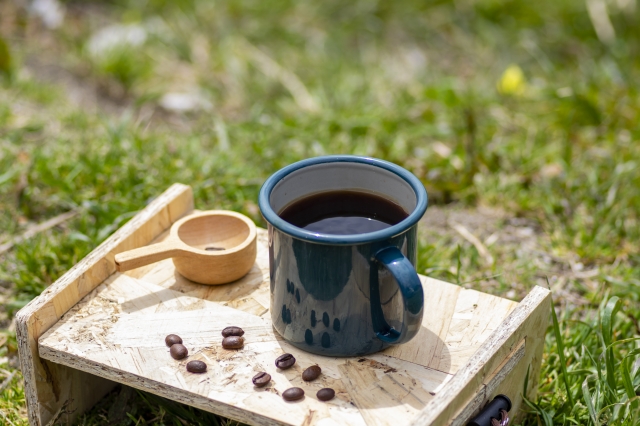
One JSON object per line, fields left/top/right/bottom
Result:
{"left": 278, "top": 190, "right": 408, "bottom": 235}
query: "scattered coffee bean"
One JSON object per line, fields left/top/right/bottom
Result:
{"left": 316, "top": 388, "right": 335, "bottom": 401}
{"left": 205, "top": 246, "right": 225, "bottom": 251}
{"left": 222, "top": 326, "right": 245, "bottom": 337}
{"left": 282, "top": 387, "right": 304, "bottom": 401}
{"left": 252, "top": 372, "right": 271, "bottom": 387}
{"left": 302, "top": 365, "right": 321, "bottom": 381}
{"left": 186, "top": 360, "right": 207, "bottom": 373}
{"left": 222, "top": 336, "right": 244, "bottom": 349}
{"left": 275, "top": 353, "right": 296, "bottom": 369}
{"left": 169, "top": 344, "right": 188, "bottom": 360}
{"left": 165, "top": 334, "right": 182, "bottom": 347}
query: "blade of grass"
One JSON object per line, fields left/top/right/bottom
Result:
{"left": 550, "top": 279, "right": 575, "bottom": 408}
{"left": 601, "top": 296, "right": 621, "bottom": 400}
{"left": 522, "top": 396, "right": 554, "bottom": 426}
{"left": 582, "top": 375, "right": 600, "bottom": 426}
{"left": 621, "top": 349, "right": 640, "bottom": 416}
{"left": 582, "top": 344, "right": 604, "bottom": 416}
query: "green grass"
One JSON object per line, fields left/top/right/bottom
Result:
{"left": 1, "top": 0, "right": 640, "bottom": 424}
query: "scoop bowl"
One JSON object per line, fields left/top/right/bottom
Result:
{"left": 114, "top": 210, "right": 257, "bottom": 285}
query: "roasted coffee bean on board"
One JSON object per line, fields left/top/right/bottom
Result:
{"left": 252, "top": 372, "right": 271, "bottom": 387}
{"left": 165, "top": 334, "right": 182, "bottom": 347}
{"left": 221, "top": 326, "right": 245, "bottom": 337}
{"left": 222, "top": 336, "right": 244, "bottom": 349}
{"left": 316, "top": 388, "right": 335, "bottom": 401}
{"left": 186, "top": 360, "right": 207, "bottom": 373}
{"left": 302, "top": 365, "right": 321, "bottom": 381}
{"left": 282, "top": 387, "right": 305, "bottom": 401}
{"left": 275, "top": 353, "right": 296, "bottom": 369}
{"left": 169, "top": 344, "right": 188, "bottom": 360}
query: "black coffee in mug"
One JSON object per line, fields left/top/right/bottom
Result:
{"left": 278, "top": 190, "right": 409, "bottom": 235}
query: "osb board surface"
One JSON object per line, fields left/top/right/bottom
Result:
{"left": 39, "top": 228, "right": 519, "bottom": 426}
{"left": 16, "top": 183, "right": 194, "bottom": 426}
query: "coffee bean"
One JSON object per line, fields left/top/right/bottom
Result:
{"left": 252, "top": 372, "right": 271, "bottom": 387}
{"left": 316, "top": 388, "right": 335, "bottom": 401}
{"left": 275, "top": 353, "right": 296, "bottom": 369}
{"left": 169, "top": 344, "right": 188, "bottom": 360}
{"left": 165, "top": 334, "right": 182, "bottom": 347}
{"left": 282, "top": 387, "right": 304, "bottom": 401}
{"left": 222, "top": 326, "right": 245, "bottom": 337}
{"left": 186, "top": 360, "right": 207, "bottom": 373}
{"left": 302, "top": 365, "right": 321, "bottom": 381}
{"left": 222, "top": 336, "right": 244, "bottom": 349}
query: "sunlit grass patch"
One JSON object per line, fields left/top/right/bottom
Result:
{"left": 0, "top": 0, "right": 639, "bottom": 424}
{"left": 527, "top": 294, "right": 640, "bottom": 425}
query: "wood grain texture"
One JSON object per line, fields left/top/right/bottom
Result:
{"left": 19, "top": 183, "right": 547, "bottom": 426}
{"left": 383, "top": 279, "right": 519, "bottom": 375}
{"left": 16, "top": 184, "right": 194, "bottom": 426}
{"left": 37, "top": 225, "right": 520, "bottom": 425}
{"left": 39, "top": 275, "right": 452, "bottom": 426}
{"left": 450, "top": 340, "right": 525, "bottom": 426}
{"left": 410, "top": 285, "right": 551, "bottom": 426}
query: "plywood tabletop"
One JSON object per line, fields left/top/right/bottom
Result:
{"left": 38, "top": 227, "right": 518, "bottom": 426}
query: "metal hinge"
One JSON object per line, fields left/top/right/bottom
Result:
{"left": 467, "top": 394, "right": 511, "bottom": 426}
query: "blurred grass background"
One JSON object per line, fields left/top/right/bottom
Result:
{"left": 0, "top": 0, "right": 639, "bottom": 424}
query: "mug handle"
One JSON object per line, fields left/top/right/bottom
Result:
{"left": 371, "top": 246, "right": 424, "bottom": 344}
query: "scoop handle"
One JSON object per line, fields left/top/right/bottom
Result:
{"left": 114, "top": 240, "right": 188, "bottom": 272}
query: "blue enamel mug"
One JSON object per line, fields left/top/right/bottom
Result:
{"left": 259, "top": 155, "right": 427, "bottom": 356}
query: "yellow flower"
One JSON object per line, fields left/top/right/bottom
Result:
{"left": 497, "top": 64, "right": 526, "bottom": 95}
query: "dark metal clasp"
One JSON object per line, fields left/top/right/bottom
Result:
{"left": 467, "top": 394, "right": 512, "bottom": 426}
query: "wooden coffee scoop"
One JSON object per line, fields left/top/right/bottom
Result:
{"left": 114, "top": 210, "right": 257, "bottom": 285}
